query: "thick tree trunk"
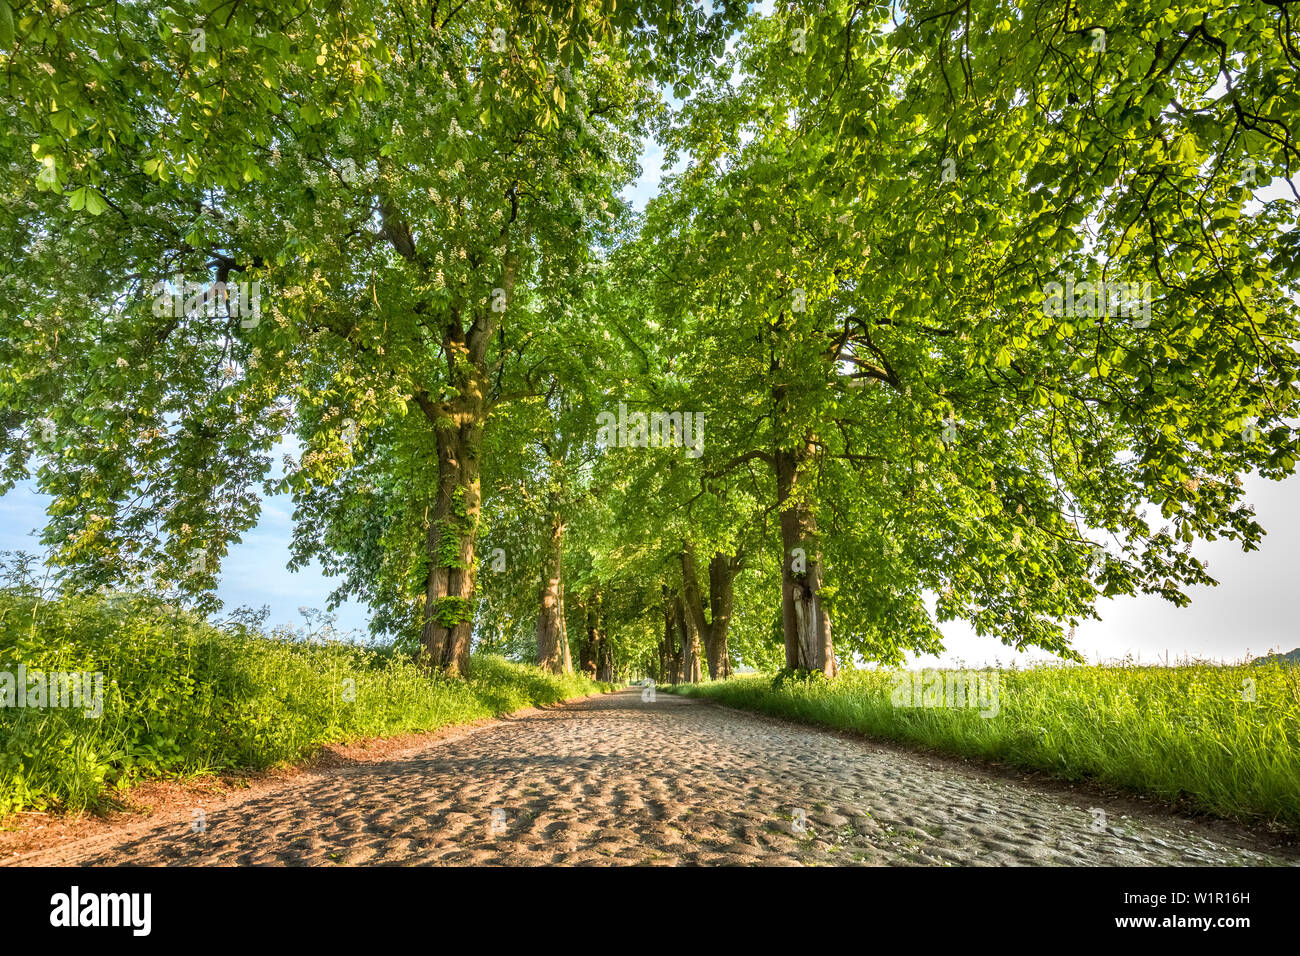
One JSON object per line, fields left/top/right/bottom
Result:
{"left": 596, "top": 639, "right": 615, "bottom": 683}
{"left": 559, "top": 601, "right": 573, "bottom": 674}
{"left": 418, "top": 410, "right": 483, "bottom": 677}
{"left": 681, "top": 547, "right": 737, "bottom": 680}
{"left": 775, "top": 444, "right": 837, "bottom": 677}
{"left": 580, "top": 596, "right": 599, "bottom": 679}
{"left": 660, "top": 586, "right": 682, "bottom": 683}
{"left": 677, "top": 593, "right": 702, "bottom": 683}
{"left": 415, "top": 249, "right": 518, "bottom": 677}
{"left": 536, "top": 508, "right": 571, "bottom": 675}
{"left": 580, "top": 590, "right": 616, "bottom": 682}
{"left": 705, "top": 553, "right": 735, "bottom": 679}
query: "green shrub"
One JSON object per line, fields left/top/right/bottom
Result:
{"left": 0, "top": 589, "right": 611, "bottom": 815}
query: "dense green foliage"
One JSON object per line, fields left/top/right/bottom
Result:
{"left": 0, "top": 588, "right": 610, "bottom": 814}
{"left": 669, "top": 665, "right": 1300, "bottom": 832}
{"left": 0, "top": 1, "right": 1297, "bottom": 680}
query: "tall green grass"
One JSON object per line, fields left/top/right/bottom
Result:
{"left": 0, "top": 590, "right": 611, "bottom": 815}
{"left": 669, "top": 664, "right": 1300, "bottom": 832}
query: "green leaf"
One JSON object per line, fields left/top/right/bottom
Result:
{"left": 0, "top": 2, "right": 14, "bottom": 49}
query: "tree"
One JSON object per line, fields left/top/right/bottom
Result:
{"left": 2, "top": 0, "right": 1294, "bottom": 684}
{"left": 635, "top": 0, "right": 1299, "bottom": 672}
{"left": 0, "top": 0, "right": 745, "bottom": 673}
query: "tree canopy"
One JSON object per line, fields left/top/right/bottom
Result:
{"left": 2, "top": 0, "right": 1296, "bottom": 680}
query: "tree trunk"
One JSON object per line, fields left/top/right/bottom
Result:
{"left": 681, "top": 546, "right": 737, "bottom": 680}
{"left": 661, "top": 585, "right": 682, "bottom": 683}
{"left": 705, "top": 553, "right": 735, "bottom": 679}
{"left": 415, "top": 248, "right": 518, "bottom": 676}
{"left": 596, "top": 636, "right": 615, "bottom": 683}
{"left": 580, "top": 595, "right": 599, "bottom": 679}
{"left": 580, "top": 588, "right": 614, "bottom": 681}
{"left": 418, "top": 407, "right": 483, "bottom": 677}
{"left": 676, "top": 592, "right": 702, "bottom": 683}
{"left": 775, "top": 443, "right": 837, "bottom": 677}
{"left": 536, "top": 508, "right": 571, "bottom": 675}
{"left": 559, "top": 599, "right": 573, "bottom": 674}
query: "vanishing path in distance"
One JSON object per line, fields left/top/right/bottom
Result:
{"left": 13, "top": 688, "right": 1293, "bottom": 866}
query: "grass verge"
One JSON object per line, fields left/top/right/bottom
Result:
{"left": 667, "top": 665, "right": 1300, "bottom": 833}
{"left": 0, "top": 590, "right": 612, "bottom": 815}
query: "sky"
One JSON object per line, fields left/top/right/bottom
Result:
{"left": 3, "top": 94, "right": 1296, "bottom": 669}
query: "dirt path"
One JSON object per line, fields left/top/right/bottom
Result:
{"left": 9, "top": 688, "right": 1296, "bottom": 866}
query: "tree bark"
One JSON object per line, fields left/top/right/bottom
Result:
{"left": 580, "top": 594, "right": 599, "bottom": 679}
{"left": 596, "top": 638, "right": 615, "bottom": 683}
{"left": 680, "top": 546, "right": 737, "bottom": 680}
{"left": 660, "top": 585, "right": 682, "bottom": 683}
{"left": 775, "top": 442, "right": 837, "bottom": 677}
{"left": 417, "top": 394, "right": 484, "bottom": 677}
{"left": 414, "top": 246, "right": 518, "bottom": 677}
{"left": 580, "top": 588, "right": 615, "bottom": 681}
{"left": 536, "top": 507, "right": 571, "bottom": 675}
{"left": 676, "top": 592, "right": 702, "bottom": 683}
